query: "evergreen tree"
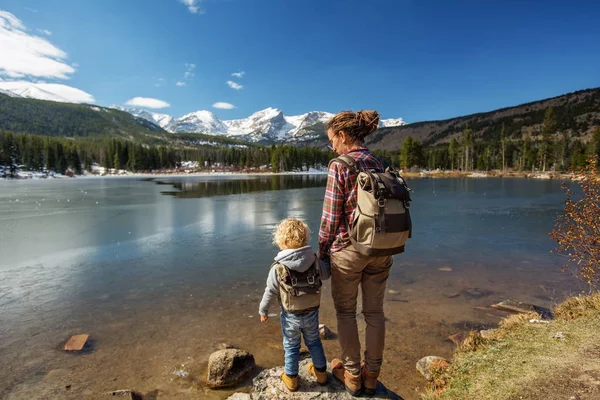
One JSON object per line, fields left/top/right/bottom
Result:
{"left": 500, "top": 122, "right": 506, "bottom": 171}
{"left": 400, "top": 136, "right": 415, "bottom": 169}
{"left": 448, "top": 137, "right": 458, "bottom": 170}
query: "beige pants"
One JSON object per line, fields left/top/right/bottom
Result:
{"left": 330, "top": 246, "right": 393, "bottom": 375}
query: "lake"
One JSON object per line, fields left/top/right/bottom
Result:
{"left": 0, "top": 175, "right": 579, "bottom": 399}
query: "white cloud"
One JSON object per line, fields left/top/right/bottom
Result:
{"left": 231, "top": 71, "right": 245, "bottom": 78}
{"left": 25, "top": 7, "right": 38, "bottom": 13}
{"left": 176, "top": 81, "right": 186, "bottom": 87}
{"left": 212, "top": 102, "right": 236, "bottom": 110}
{"left": 71, "top": 62, "right": 79, "bottom": 68}
{"left": 226, "top": 80, "right": 243, "bottom": 90}
{"left": 125, "top": 97, "right": 171, "bottom": 109}
{"left": 179, "top": 0, "right": 205, "bottom": 14}
{"left": 183, "top": 63, "right": 196, "bottom": 79}
{"left": 0, "top": 11, "right": 75, "bottom": 79}
{"left": 36, "top": 28, "right": 51, "bottom": 36}
{"left": 0, "top": 81, "right": 95, "bottom": 103}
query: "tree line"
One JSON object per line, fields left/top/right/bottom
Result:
{"left": 392, "top": 108, "right": 600, "bottom": 172}
{"left": 0, "top": 131, "right": 334, "bottom": 177}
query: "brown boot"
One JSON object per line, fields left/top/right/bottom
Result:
{"left": 308, "top": 362, "right": 328, "bottom": 385}
{"left": 281, "top": 373, "right": 298, "bottom": 392}
{"left": 331, "top": 358, "right": 361, "bottom": 396}
{"left": 361, "top": 363, "right": 380, "bottom": 395}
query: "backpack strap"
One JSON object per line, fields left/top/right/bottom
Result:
{"left": 328, "top": 154, "right": 360, "bottom": 174}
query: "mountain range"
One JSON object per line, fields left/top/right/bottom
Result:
{"left": 0, "top": 81, "right": 407, "bottom": 144}
{"left": 110, "top": 106, "right": 406, "bottom": 143}
{"left": 1, "top": 80, "right": 598, "bottom": 150}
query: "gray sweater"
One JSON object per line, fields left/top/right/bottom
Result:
{"left": 258, "top": 245, "right": 331, "bottom": 316}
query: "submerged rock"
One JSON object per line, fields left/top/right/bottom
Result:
{"left": 228, "top": 359, "right": 404, "bottom": 399}
{"left": 207, "top": 349, "right": 255, "bottom": 388}
{"left": 491, "top": 300, "right": 554, "bottom": 319}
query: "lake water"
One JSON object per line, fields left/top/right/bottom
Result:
{"left": 0, "top": 175, "right": 580, "bottom": 399}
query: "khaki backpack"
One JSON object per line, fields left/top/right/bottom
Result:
{"left": 275, "top": 257, "right": 322, "bottom": 314}
{"left": 331, "top": 154, "right": 412, "bottom": 256}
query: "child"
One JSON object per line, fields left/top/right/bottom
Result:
{"left": 259, "top": 217, "right": 331, "bottom": 392}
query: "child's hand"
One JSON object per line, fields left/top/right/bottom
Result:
{"left": 260, "top": 315, "right": 268, "bottom": 323}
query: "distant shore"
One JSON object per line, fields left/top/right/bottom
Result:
{"left": 1, "top": 167, "right": 581, "bottom": 181}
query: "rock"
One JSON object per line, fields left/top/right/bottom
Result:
{"left": 103, "top": 389, "right": 141, "bottom": 399}
{"left": 249, "top": 359, "right": 404, "bottom": 399}
{"left": 416, "top": 356, "right": 449, "bottom": 381}
{"left": 206, "top": 349, "right": 255, "bottom": 389}
{"left": 64, "top": 334, "right": 89, "bottom": 351}
{"left": 447, "top": 333, "right": 466, "bottom": 345}
{"left": 227, "top": 394, "right": 252, "bottom": 400}
{"left": 438, "top": 266, "right": 452, "bottom": 272}
{"left": 319, "top": 324, "right": 333, "bottom": 340}
{"left": 218, "top": 343, "right": 239, "bottom": 350}
{"left": 462, "top": 288, "right": 489, "bottom": 298}
{"left": 388, "top": 289, "right": 399, "bottom": 294}
{"left": 491, "top": 300, "right": 554, "bottom": 319}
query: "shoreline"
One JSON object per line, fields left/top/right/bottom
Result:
{"left": 1, "top": 169, "right": 580, "bottom": 181}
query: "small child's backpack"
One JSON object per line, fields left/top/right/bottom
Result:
{"left": 331, "top": 155, "right": 412, "bottom": 256}
{"left": 275, "top": 257, "right": 322, "bottom": 314}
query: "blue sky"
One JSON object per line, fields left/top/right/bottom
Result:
{"left": 1, "top": 0, "right": 599, "bottom": 122}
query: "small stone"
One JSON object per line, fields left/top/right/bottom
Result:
{"left": 388, "top": 289, "right": 399, "bottom": 294}
{"left": 417, "top": 356, "right": 449, "bottom": 381}
{"left": 438, "top": 266, "right": 452, "bottom": 272}
{"left": 64, "top": 334, "right": 89, "bottom": 351}
{"left": 318, "top": 324, "right": 333, "bottom": 340}
{"left": 463, "top": 288, "right": 485, "bottom": 298}
{"left": 552, "top": 332, "right": 565, "bottom": 340}
{"left": 103, "top": 389, "right": 135, "bottom": 399}
{"left": 227, "top": 394, "right": 251, "bottom": 400}
{"left": 448, "top": 333, "right": 466, "bottom": 345}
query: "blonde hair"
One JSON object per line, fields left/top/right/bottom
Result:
{"left": 273, "top": 217, "right": 310, "bottom": 249}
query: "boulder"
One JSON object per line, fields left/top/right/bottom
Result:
{"left": 207, "top": 349, "right": 255, "bottom": 389}
{"left": 416, "top": 356, "right": 449, "bottom": 381}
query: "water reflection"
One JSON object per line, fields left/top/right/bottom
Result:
{"left": 152, "top": 174, "right": 327, "bottom": 198}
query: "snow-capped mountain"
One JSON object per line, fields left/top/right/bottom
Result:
{"left": 0, "top": 88, "right": 21, "bottom": 98}
{"left": 224, "top": 108, "right": 293, "bottom": 142}
{"left": 379, "top": 118, "right": 407, "bottom": 128}
{"left": 111, "top": 106, "right": 176, "bottom": 131}
{"left": 112, "top": 106, "right": 407, "bottom": 143}
{"left": 0, "top": 82, "right": 70, "bottom": 102}
{"left": 176, "top": 110, "right": 228, "bottom": 136}
{"left": 0, "top": 81, "right": 95, "bottom": 104}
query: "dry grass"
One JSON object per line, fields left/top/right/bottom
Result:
{"left": 421, "top": 293, "right": 600, "bottom": 400}
{"left": 554, "top": 291, "right": 600, "bottom": 321}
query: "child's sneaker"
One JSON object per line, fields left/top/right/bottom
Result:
{"left": 308, "top": 362, "right": 328, "bottom": 385}
{"left": 281, "top": 372, "right": 299, "bottom": 392}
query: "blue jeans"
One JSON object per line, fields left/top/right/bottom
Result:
{"left": 280, "top": 309, "right": 327, "bottom": 376}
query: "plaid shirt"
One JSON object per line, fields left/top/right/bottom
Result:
{"left": 318, "top": 147, "right": 384, "bottom": 259}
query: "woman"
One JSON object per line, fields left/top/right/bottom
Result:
{"left": 317, "top": 110, "right": 393, "bottom": 396}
